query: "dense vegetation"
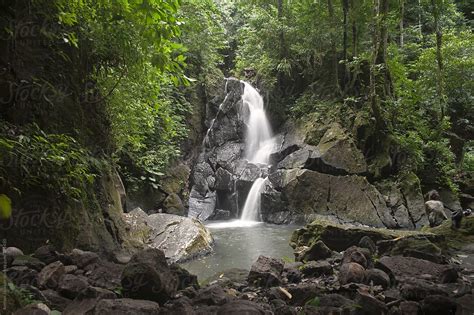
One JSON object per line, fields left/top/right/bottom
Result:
{"left": 0, "top": 0, "right": 472, "bottom": 210}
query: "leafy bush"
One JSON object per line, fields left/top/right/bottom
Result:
{"left": 0, "top": 121, "right": 96, "bottom": 201}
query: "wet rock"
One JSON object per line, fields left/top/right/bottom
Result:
{"left": 57, "top": 274, "right": 89, "bottom": 299}
{"left": 354, "top": 291, "right": 388, "bottom": 315}
{"left": 217, "top": 300, "right": 270, "bottom": 315}
{"left": 365, "top": 269, "right": 390, "bottom": 289}
{"left": 41, "top": 289, "right": 71, "bottom": 311}
{"left": 37, "top": 261, "right": 65, "bottom": 289}
{"left": 193, "top": 284, "right": 231, "bottom": 306}
{"left": 271, "top": 299, "right": 297, "bottom": 315}
{"left": 283, "top": 264, "right": 302, "bottom": 284}
{"left": 440, "top": 266, "right": 459, "bottom": 284}
{"left": 69, "top": 249, "right": 99, "bottom": 269}
{"left": 160, "top": 296, "right": 194, "bottom": 314}
{"left": 399, "top": 301, "right": 421, "bottom": 315}
{"left": 188, "top": 188, "right": 217, "bottom": 221}
{"left": 248, "top": 256, "right": 284, "bottom": 287}
{"left": 146, "top": 213, "right": 214, "bottom": 263}
{"left": 121, "top": 248, "right": 178, "bottom": 304}
{"left": 215, "top": 167, "right": 234, "bottom": 191}
{"left": 339, "top": 263, "right": 366, "bottom": 285}
{"left": 93, "top": 298, "right": 160, "bottom": 314}
{"left": 287, "top": 283, "right": 321, "bottom": 306}
{"left": 33, "top": 245, "right": 59, "bottom": 265}
{"left": 209, "top": 209, "right": 231, "bottom": 220}
{"left": 300, "top": 261, "right": 333, "bottom": 278}
{"left": 13, "top": 303, "right": 51, "bottom": 315}
{"left": 421, "top": 295, "right": 457, "bottom": 315}
{"left": 298, "top": 240, "right": 333, "bottom": 262}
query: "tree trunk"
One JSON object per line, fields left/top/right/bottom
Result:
{"left": 342, "top": 0, "right": 349, "bottom": 93}
{"left": 431, "top": 0, "right": 444, "bottom": 118}
{"left": 399, "top": 0, "right": 404, "bottom": 47}
{"left": 327, "top": 0, "right": 340, "bottom": 94}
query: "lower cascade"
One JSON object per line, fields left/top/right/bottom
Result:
{"left": 239, "top": 82, "right": 275, "bottom": 222}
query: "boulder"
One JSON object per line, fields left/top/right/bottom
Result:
{"left": 11, "top": 255, "right": 45, "bottom": 271}
{"left": 37, "top": 261, "right": 65, "bottom": 289}
{"left": 268, "top": 169, "right": 398, "bottom": 228}
{"left": 68, "top": 249, "right": 99, "bottom": 269}
{"left": 290, "top": 218, "right": 439, "bottom": 252}
{"left": 342, "top": 246, "right": 370, "bottom": 268}
{"left": 354, "top": 291, "right": 388, "bottom": 315}
{"left": 378, "top": 256, "right": 449, "bottom": 281}
{"left": 365, "top": 269, "right": 390, "bottom": 288}
{"left": 217, "top": 300, "right": 270, "bottom": 315}
{"left": 163, "top": 193, "right": 185, "bottom": 216}
{"left": 33, "top": 245, "right": 59, "bottom": 265}
{"left": 5, "top": 266, "right": 38, "bottom": 287}
{"left": 63, "top": 286, "right": 116, "bottom": 314}
{"left": 41, "top": 289, "right": 71, "bottom": 311}
{"left": 121, "top": 248, "right": 178, "bottom": 304}
{"left": 193, "top": 284, "right": 231, "bottom": 306}
{"left": 297, "top": 240, "right": 333, "bottom": 262}
{"left": 300, "top": 261, "right": 333, "bottom": 278}
{"left": 57, "top": 274, "right": 89, "bottom": 299}
{"left": 188, "top": 188, "right": 217, "bottom": 222}
{"left": 248, "top": 256, "right": 284, "bottom": 287}
{"left": 400, "top": 279, "right": 448, "bottom": 301}
{"left": 421, "top": 295, "right": 457, "bottom": 315}
{"left": 13, "top": 303, "right": 51, "bottom": 315}
{"left": 339, "top": 263, "right": 366, "bottom": 285}
{"left": 146, "top": 213, "right": 214, "bottom": 263}
{"left": 93, "top": 298, "right": 160, "bottom": 314}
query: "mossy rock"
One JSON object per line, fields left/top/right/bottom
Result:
{"left": 291, "top": 218, "right": 441, "bottom": 252}
{"left": 425, "top": 216, "right": 474, "bottom": 251}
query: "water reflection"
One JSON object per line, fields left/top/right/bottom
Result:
{"left": 181, "top": 221, "right": 299, "bottom": 281}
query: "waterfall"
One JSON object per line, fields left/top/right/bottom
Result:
{"left": 239, "top": 82, "right": 275, "bottom": 222}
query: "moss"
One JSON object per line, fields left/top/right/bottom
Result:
{"left": 426, "top": 216, "right": 474, "bottom": 251}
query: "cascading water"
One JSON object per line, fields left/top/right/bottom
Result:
{"left": 239, "top": 82, "right": 276, "bottom": 222}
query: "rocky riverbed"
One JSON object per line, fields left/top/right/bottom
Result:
{"left": 2, "top": 216, "right": 473, "bottom": 314}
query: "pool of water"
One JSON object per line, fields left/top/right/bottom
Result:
{"left": 181, "top": 220, "right": 301, "bottom": 281}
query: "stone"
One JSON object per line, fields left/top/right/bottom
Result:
{"left": 378, "top": 256, "right": 449, "bottom": 281}
{"left": 456, "top": 294, "right": 474, "bottom": 315}
{"left": 146, "top": 213, "right": 214, "bottom": 263}
{"left": 57, "top": 274, "right": 89, "bottom": 299}
{"left": 300, "top": 261, "right": 333, "bottom": 278}
{"left": 440, "top": 267, "right": 459, "bottom": 283}
{"left": 11, "top": 255, "right": 45, "bottom": 271}
{"left": 215, "top": 167, "right": 234, "bottom": 191}
{"left": 83, "top": 260, "right": 123, "bottom": 290}
{"left": 354, "top": 291, "right": 388, "bottom": 315}
{"left": 37, "top": 261, "right": 65, "bottom": 289}
{"left": 13, "top": 303, "right": 51, "bottom": 315}
{"left": 5, "top": 266, "right": 38, "bottom": 287}
{"left": 193, "top": 284, "right": 230, "bottom": 306}
{"left": 365, "top": 269, "right": 390, "bottom": 289}
{"left": 188, "top": 188, "right": 217, "bottom": 221}
{"left": 63, "top": 286, "right": 116, "bottom": 314}
{"left": 121, "top": 248, "right": 178, "bottom": 304}
{"left": 5, "top": 247, "right": 24, "bottom": 257}
{"left": 41, "top": 289, "right": 72, "bottom": 311}
{"left": 399, "top": 301, "right": 421, "bottom": 315}
{"left": 33, "top": 245, "right": 59, "bottom": 265}
{"left": 359, "top": 236, "right": 377, "bottom": 254}
{"left": 170, "top": 264, "right": 199, "bottom": 290}
{"left": 248, "top": 256, "right": 284, "bottom": 287}
{"left": 217, "top": 300, "right": 270, "bottom": 315}
{"left": 287, "top": 283, "right": 321, "bottom": 306}
{"left": 400, "top": 279, "right": 448, "bottom": 301}
{"left": 163, "top": 193, "right": 185, "bottom": 216}
{"left": 342, "top": 246, "right": 370, "bottom": 268}
{"left": 298, "top": 240, "right": 333, "bottom": 262}
{"left": 339, "top": 263, "right": 365, "bottom": 285}
{"left": 69, "top": 249, "right": 99, "bottom": 269}
{"left": 93, "top": 298, "right": 160, "bottom": 314}
{"left": 290, "top": 217, "right": 438, "bottom": 254}
{"left": 421, "top": 295, "right": 457, "bottom": 315}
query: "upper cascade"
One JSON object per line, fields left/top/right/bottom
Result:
{"left": 241, "top": 81, "right": 276, "bottom": 165}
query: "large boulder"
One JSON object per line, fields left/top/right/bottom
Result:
{"left": 123, "top": 209, "right": 214, "bottom": 263}
{"left": 290, "top": 217, "right": 440, "bottom": 252}
{"left": 263, "top": 169, "right": 400, "bottom": 227}
{"left": 121, "top": 248, "right": 178, "bottom": 304}
{"left": 93, "top": 298, "right": 160, "bottom": 314}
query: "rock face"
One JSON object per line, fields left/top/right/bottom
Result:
{"left": 123, "top": 209, "right": 214, "bottom": 263}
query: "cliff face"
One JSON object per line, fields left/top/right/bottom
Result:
{"left": 0, "top": 1, "right": 130, "bottom": 255}
{"left": 185, "top": 78, "right": 432, "bottom": 228}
